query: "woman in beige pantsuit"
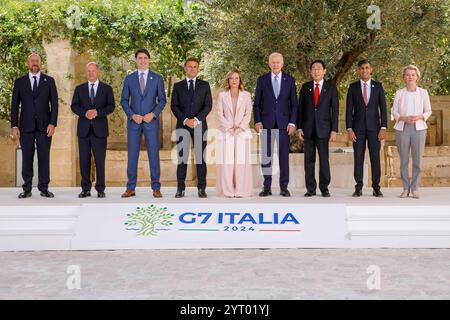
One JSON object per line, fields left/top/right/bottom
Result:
{"left": 216, "top": 70, "right": 254, "bottom": 197}
{"left": 392, "top": 65, "right": 432, "bottom": 199}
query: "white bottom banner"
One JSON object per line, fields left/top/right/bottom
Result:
{"left": 72, "top": 203, "right": 350, "bottom": 249}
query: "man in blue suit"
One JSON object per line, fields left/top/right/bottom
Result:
{"left": 253, "top": 52, "right": 298, "bottom": 197}
{"left": 121, "top": 48, "right": 166, "bottom": 198}
{"left": 346, "top": 59, "right": 387, "bottom": 197}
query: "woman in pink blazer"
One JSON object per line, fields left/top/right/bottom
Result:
{"left": 216, "top": 70, "right": 254, "bottom": 197}
{"left": 392, "top": 65, "right": 432, "bottom": 199}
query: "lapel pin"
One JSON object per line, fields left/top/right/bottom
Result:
{"left": 309, "top": 88, "right": 312, "bottom": 92}
{"left": 150, "top": 77, "right": 153, "bottom": 80}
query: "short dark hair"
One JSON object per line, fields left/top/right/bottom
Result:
{"left": 357, "top": 59, "right": 371, "bottom": 67}
{"left": 184, "top": 57, "right": 200, "bottom": 66}
{"left": 310, "top": 60, "right": 326, "bottom": 70}
{"left": 135, "top": 48, "right": 150, "bottom": 59}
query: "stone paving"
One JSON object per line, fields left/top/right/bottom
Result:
{"left": 1, "top": 249, "right": 449, "bottom": 299}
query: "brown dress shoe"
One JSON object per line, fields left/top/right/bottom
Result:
{"left": 121, "top": 190, "right": 136, "bottom": 198}
{"left": 153, "top": 189, "right": 162, "bottom": 198}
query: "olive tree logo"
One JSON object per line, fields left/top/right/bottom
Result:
{"left": 125, "top": 205, "right": 174, "bottom": 236}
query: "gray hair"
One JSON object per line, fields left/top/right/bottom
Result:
{"left": 86, "top": 61, "right": 100, "bottom": 70}
{"left": 27, "top": 52, "right": 41, "bottom": 62}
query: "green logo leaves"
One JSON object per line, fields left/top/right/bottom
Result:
{"left": 125, "top": 205, "right": 174, "bottom": 236}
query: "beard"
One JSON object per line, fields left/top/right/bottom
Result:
{"left": 30, "top": 65, "right": 40, "bottom": 74}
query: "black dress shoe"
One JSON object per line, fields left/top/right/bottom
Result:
{"left": 280, "top": 188, "right": 291, "bottom": 197}
{"left": 321, "top": 190, "right": 331, "bottom": 197}
{"left": 304, "top": 190, "right": 316, "bottom": 197}
{"left": 198, "top": 189, "right": 207, "bottom": 198}
{"left": 259, "top": 188, "right": 272, "bottom": 197}
{"left": 373, "top": 189, "right": 384, "bottom": 197}
{"left": 97, "top": 191, "right": 106, "bottom": 198}
{"left": 18, "top": 191, "right": 32, "bottom": 199}
{"left": 352, "top": 190, "right": 362, "bottom": 197}
{"left": 175, "top": 190, "right": 185, "bottom": 198}
{"left": 78, "top": 191, "right": 91, "bottom": 198}
{"left": 40, "top": 190, "right": 54, "bottom": 198}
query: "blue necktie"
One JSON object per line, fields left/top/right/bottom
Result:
{"left": 90, "top": 83, "right": 95, "bottom": 105}
{"left": 188, "top": 79, "right": 194, "bottom": 99}
{"left": 273, "top": 75, "right": 280, "bottom": 98}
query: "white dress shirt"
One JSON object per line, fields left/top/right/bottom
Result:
{"left": 360, "top": 79, "right": 371, "bottom": 102}
{"left": 88, "top": 79, "right": 99, "bottom": 97}
{"left": 29, "top": 71, "right": 41, "bottom": 89}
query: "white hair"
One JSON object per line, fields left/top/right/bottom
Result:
{"left": 268, "top": 52, "right": 284, "bottom": 63}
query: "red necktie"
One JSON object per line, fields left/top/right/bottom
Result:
{"left": 314, "top": 83, "right": 320, "bottom": 108}
{"left": 363, "top": 82, "right": 369, "bottom": 106}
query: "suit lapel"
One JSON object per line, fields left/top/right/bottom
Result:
{"left": 94, "top": 82, "right": 103, "bottom": 106}
{"left": 308, "top": 81, "right": 315, "bottom": 107}
{"left": 367, "top": 81, "right": 376, "bottom": 107}
{"left": 356, "top": 81, "right": 365, "bottom": 107}
{"left": 143, "top": 71, "right": 153, "bottom": 97}
{"left": 266, "top": 73, "right": 277, "bottom": 101}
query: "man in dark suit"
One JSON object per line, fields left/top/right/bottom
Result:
{"left": 298, "top": 60, "right": 339, "bottom": 197}
{"left": 346, "top": 59, "right": 387, "bottom": 197}
{"left": 10, "top": 53, "right": 58, "bottom": 199}
{"left": 171, "top": 57, "right": 212, "bottom": 198}
{"left": 253, "top": 52, "right": 298, "bottom": 197}
{"left": 71, "top": 62, "right": 115, "bottom": 198}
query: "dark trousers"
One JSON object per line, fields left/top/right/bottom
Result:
{"left": 261, "top": 125, "right": 290, "bottom": 189}
{"left": 176, "top": 126, "right": 207, "bottom": 190}
{"left": 353, "top": 130, "right": 381, "bottom": 191}
{"left": 304, "top": 129, "right": 330, "bottom": 193}
{"left": 78, "top": 126, "right": 107, "bottom": 192}
{"left": 20, "top": 124, "right": 52, "bottom": 192}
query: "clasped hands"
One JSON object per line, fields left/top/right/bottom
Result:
{"left": 132, "top": 113, "right": 155, "bottom": 124}
{"left": 227, "top": 126, "right": 245, "bottom": 136}
{"left": 402, "top": 115, "right": 423, "bottom": 124}
{"left": 85, "top": 109, "right": 98, "bottom": 120}
{"left": 185, "top": 118, "right": 199, "bottom": 129}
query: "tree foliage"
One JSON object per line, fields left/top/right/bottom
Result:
{"left": 199, "top": 0, "right": 449, "bottom": 98}
{"left": 0, "top": 0, "right": 206, "bottom": 120}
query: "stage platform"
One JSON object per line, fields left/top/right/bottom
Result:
{"left": 1, "top": 187, "right": 449, "bottom": 251}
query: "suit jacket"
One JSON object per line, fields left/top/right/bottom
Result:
{"left": 10, "top": 73, "right": 58, "bottom": 132}
{"left": 170, "top": 78, "right": 212, "bottom": 129}
{"left": 120, "top": 70, "right": 166, "bottom": 129}
{"left": 298, "top": 80, "right": 339, "bottom": 139}
{"left": 346, "top": 80, "right": 387, "bottom": 132}
{"left": 253, "top": 72, "right": 298, "bottom": 130}
{"left": 216, "top": 90, "right": 252, "bottom": 132}
{"left": 71, "top": 81, "right": 115, "bottom": 138}
{"left": 392, "top": 87, "right": 432, "bottom": 131}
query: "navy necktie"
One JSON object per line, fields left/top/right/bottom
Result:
{"left": 90, "top": 83, "right": 95, "bottom": 105}
{"left": 188, "top": 79, "right": 194, "bottom": 98}
{"left": 32, "top": 76, "right": 37, "bottom": 94}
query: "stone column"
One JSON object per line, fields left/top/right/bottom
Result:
{"left": 44, "top": 39, "right": 89, "bottom": 187}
